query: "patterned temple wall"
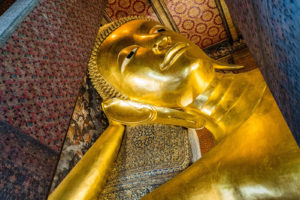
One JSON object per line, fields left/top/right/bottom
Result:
{"left": 0, "top": 0, "right": 106, "bottom": 199}
{"left": 106, "top": 0, "right": 158, "bottom": 21}
{"left": 225, "top": 1, "right": 300, "bottom": 146}
{"left": 162, "top": 0, "right": 227, "bottom": 48}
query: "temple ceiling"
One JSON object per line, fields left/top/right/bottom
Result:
{"left": 103, "top": 0, "right": 239, "bottom": 50}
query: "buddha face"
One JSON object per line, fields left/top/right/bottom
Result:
{"left": 97, "top": 19, "right": 216, "bottom": 108}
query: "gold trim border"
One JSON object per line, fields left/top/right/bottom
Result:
{"left": 148, "top": 0, "right": 179, "bottom": 32}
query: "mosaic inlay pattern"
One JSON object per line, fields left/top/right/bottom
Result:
{"left": 0, "top": 120, "right": 58, "bottom": 200}
{"left": 106, "top": 0, "right": 158, "bottom": 21}
{"left": 0, "top": 0, "right": 106, "bottom": 152}
{"left": 50, "top": 75, "right": 109, "bottom": 191}
{"left": 163, "top": 0, "right": 227, "bottom": 48}
{"left": 99, "top": 124, "right": 192, "bottom": 199}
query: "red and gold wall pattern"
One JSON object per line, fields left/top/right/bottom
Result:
{"left": 105, "top": 0, "right": 228, "bottom": 49}
{"left": 163, "top": 0, "right": 227, "bottom": 48}
{"left": 106, "top": 0, "right": 158, "bottom": 21}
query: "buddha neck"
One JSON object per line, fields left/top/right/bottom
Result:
{"left": 186, "top": 69, "right": 267, "bottom": 141}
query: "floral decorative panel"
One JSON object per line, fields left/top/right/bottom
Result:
{"left": 163, "top": 0, "right": 227, "bottom": 48}
{"left": 106, "top": 0, "right": 158, "bottom": 21}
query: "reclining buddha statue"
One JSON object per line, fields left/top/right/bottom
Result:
{"left": 49, "top": 16, "right": 300, "bottom": 200}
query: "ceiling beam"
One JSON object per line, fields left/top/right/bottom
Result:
{"left": 148, "top": 0, "right": 179, "bottom": 32}
{"left": 215, "top": 0, "right": 238, "bottom": 42}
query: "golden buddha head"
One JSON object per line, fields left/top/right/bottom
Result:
{"left": 89, "top": 16, "right": 242, "bottom": 109}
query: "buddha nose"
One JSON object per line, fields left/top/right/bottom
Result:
{"left": 152, "top": 36, "right": 172, "bottom": 55}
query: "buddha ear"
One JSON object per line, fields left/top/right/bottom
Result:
{"left": 212, "top": 61, "right": 244, "bottom": 71}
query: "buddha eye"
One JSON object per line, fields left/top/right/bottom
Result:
{"left": 127, "top": 47, "right": 138, "bottom": 58}
{"left": 126, "top": 49, "right": 135, "bottom": 59}
{"left": 121, "top": 47, "right": 138, "bottom": 73}
{"left": 154, "top": 28, "right": 166, "bottom": 33}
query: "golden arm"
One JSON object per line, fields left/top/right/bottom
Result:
{"left": 48, "top": 98, "right": 207, "bottom": 200}
{"left": 48, "top": 122, "right": 125, "bottom": 200}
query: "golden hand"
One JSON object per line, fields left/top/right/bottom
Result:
{"left": 102, "top": 98, "right": 205, "bottom": 129}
